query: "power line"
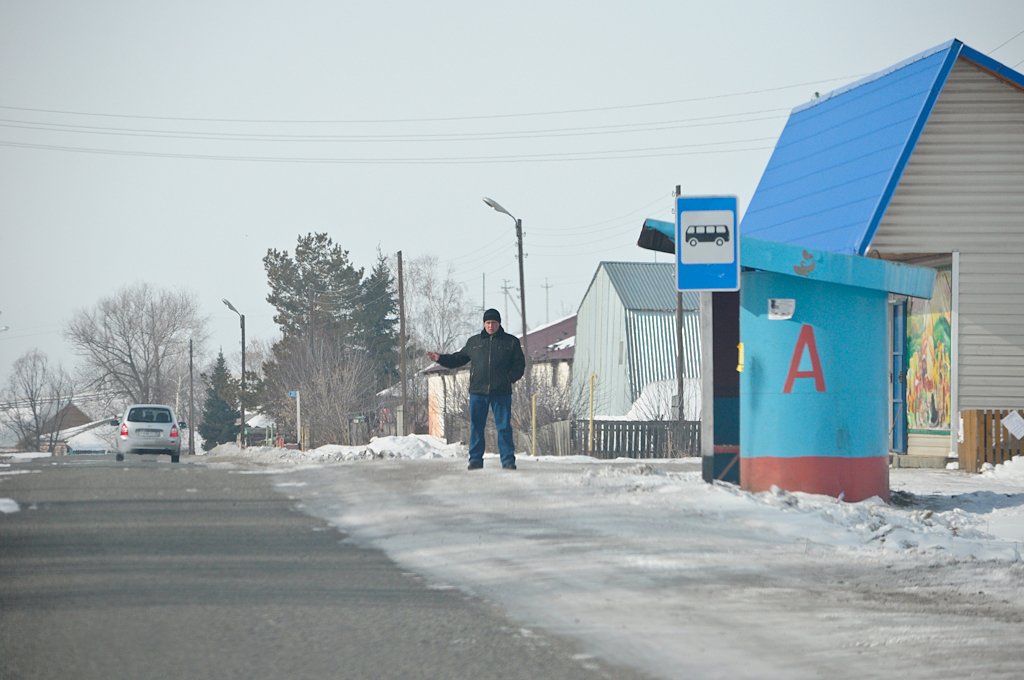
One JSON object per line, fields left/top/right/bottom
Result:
{"left": 0, "top": 110, "right": 789, "bottom": 143}
{"left": 988, "top": 28, "right": 1024, "bottom": 54}
{"left": 0, "top": 73, "right": 865, "bottom": 125}
{"left": 0, "top": 139, "right": 774, "bottom": 164}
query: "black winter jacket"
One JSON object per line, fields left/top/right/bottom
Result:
{"left": 437, "top": 327, "right": 526, "bottom": 395}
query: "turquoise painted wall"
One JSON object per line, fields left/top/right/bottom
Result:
{"left": 740, "top": 271, "right": 889, "bottom": 460}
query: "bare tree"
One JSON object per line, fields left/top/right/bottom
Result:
{"left": 390, "top": 255, "right": 477, "bottom": 435}
{"left": 263, "top": 334, "right": 374, "bottom": 447}
{"left": 400, "top": 254, "right": 476, "bottom": 353}
{"left": 65, "top": 283, "right": 208, "bottom": 404}
{"left": 0, "top": 350, "right": 76, "bottom": 451}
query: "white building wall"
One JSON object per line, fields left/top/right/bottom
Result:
{"left": 572, "top": 268, "right": 632, "bottom": 416}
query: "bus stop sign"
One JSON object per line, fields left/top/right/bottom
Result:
{"left": 676, "top": 195, "right": 739, "bottom": 291}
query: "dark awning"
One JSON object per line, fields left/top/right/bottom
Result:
{"left": 636, "top": 218, "right": 675, "bottom": 254}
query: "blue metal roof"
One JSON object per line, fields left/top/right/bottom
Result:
{"left": 740, "top": 39, "right": 1024, "bottom": 255}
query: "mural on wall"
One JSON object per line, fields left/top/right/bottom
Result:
{"left": 906, "top": 269, "right": 952, "bottom": 431}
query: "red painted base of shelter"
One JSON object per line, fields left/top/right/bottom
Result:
{"left": 740, "top": 455, "right": 889, "bottom": 502}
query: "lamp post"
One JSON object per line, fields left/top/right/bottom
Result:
{"left": 222, "top": 298, "right": 246, "bottom": 448}
{"left": 482, "top": 197, "right": 531, "bottom": 398}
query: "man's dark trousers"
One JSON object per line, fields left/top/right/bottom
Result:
{"left": 468, "top": 393, "right": 515, "bottom": 468}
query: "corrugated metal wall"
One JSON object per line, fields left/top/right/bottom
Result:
{"left": 573, "top": 263, "right": 702, "bottom": 416}
{"left": 625, "top": 310, "right": 700, "bottom": 401}
{"left": 572, "top": 267, "right": 632, "bottom": 415}
{"left": 872, "top": 59, "right": 1024, "bottom": 408}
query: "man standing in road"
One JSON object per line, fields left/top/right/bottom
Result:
{"left": 427, "top": 308, "right": 525, "bottom": 470}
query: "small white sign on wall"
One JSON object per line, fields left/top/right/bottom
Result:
{"left": 1002, "top": 410, "right": 1024, "bottom": 440}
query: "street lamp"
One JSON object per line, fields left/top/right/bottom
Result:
{"left": 222, "top": 298, "right": 246, "bottom": 448}
{"left": 482, "top": 197, "right": 531, "bottom": 397}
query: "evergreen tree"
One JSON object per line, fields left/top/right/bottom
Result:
{"left": 263, "top": 232, "right": 364, "bottom": 342}
{"left": 353, "top": 249, "right": 400, "bottom": 391}
{"left": 198, "top": 351, "right": 239, "bottom": 451}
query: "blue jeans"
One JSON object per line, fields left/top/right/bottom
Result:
{"left": 468, "top": 393, "right": 515, "bottom": 467}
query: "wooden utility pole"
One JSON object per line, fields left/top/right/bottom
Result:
{"left": 542, "top": 278, "right": 553, "bottom": 324}
{"left": 188, "top": 339, "right": 195, "bottom": 455}
{"left": 397, "top": 250, "right": 408, "bottom": 436}
{"left": 500, "top": 279, "right": 512, "bottom": 323}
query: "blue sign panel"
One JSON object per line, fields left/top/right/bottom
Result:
{"left": 676, "top": 195, "right": 739, "bottom": 291}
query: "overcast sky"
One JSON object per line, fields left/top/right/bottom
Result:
{"left": 2, "top": 1, "right": 1023, "bottom": 391}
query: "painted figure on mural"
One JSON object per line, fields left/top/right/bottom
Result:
{"left": 907, "top": 270, "right": 952, "bottom": 430}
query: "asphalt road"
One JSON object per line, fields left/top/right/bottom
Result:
{"left": 0, "top": 454, "right": 651, "bottom": 680}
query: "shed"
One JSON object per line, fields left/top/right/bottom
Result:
{"left": 635, "top": 222, "right": 936, "bottom": 499}
{"left": 740, "top": 239, "right": 934, "bottom": 501}
{"left": 572, "top": 262, "right": 700, "bottom": 417}
{"left": 741, "top": 39, "right": 1024, "bottom": 464}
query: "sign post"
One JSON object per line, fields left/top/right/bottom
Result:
{"left": 288, "top": 390, "right": 301, "bottom": 450}
{"left": 676, "top": 195, "right": 739, "bottom": 483}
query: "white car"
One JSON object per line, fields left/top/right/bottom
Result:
{"left": 111, "top": 404, "right": 185, "bottom": 463}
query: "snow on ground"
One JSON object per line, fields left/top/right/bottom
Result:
{"left": 196, "top": 438, "right": 1024, "bottom": 680}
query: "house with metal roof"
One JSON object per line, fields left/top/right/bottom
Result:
{"left": 739, "top": 38, "right": 1024, "bottom": 464}
{"left": 572, "top": 262, "right": 700, "bottom": 417}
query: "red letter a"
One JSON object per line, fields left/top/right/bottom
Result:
{"left": 783, "top": 324, "right": 826, "bottom": 393}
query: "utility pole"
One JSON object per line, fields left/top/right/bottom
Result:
{"left": 542, "top": 278, "right": 553, "bottom": 323}
{"left": 222, "top": 299, "right": 246, "bottom": 448}
{"left": 397, "top": 250, "right": 408, "bottom": 436}
{"left": 675, "top": 185, "right": 685, "bottom": 429}
{"left": 500, "top": 279, "right": 512, "bottom": 323}
{"left": 240, "top": 313, "right": 246, "bottom": 448}
{"left": 514, "top": 216, "right": 531, "bottom": 396}
{"left": 188, "top": 339, "right": 195, "bottom": 456}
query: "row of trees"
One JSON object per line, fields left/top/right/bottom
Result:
{"left": 1, "top": 231, "right": 484, "bottom": 451}
{"left": 4, "top": 229, "right": 595, "bottom": 452}
{"left": 256, "top": 234, "right": 483, "bottom": 446}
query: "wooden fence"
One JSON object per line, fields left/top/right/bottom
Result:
{"left": 959, "top": 409, "right": 1024, "bottom": 473}
{"left": 448, "top": 418, "right": 700, "bottom": 459}
{"left": 573, "top": 419, "right": 700, "bottom": 459}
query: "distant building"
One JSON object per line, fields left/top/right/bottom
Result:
{"left": 571, "top": 262, "right": 700, "bottom": 417}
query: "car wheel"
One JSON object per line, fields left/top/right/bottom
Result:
{"left": 115, "top": 453, "right": 124, "bottom": 462}
{"left": 688, "top": 238, "right": 698, "bottom": 247}
{"left": 716, "top": 238, "right": 724, "bottom": 246}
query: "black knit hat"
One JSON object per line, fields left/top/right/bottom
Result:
{"left": 483, "top": 308, "right": 501, "bottom": 323}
